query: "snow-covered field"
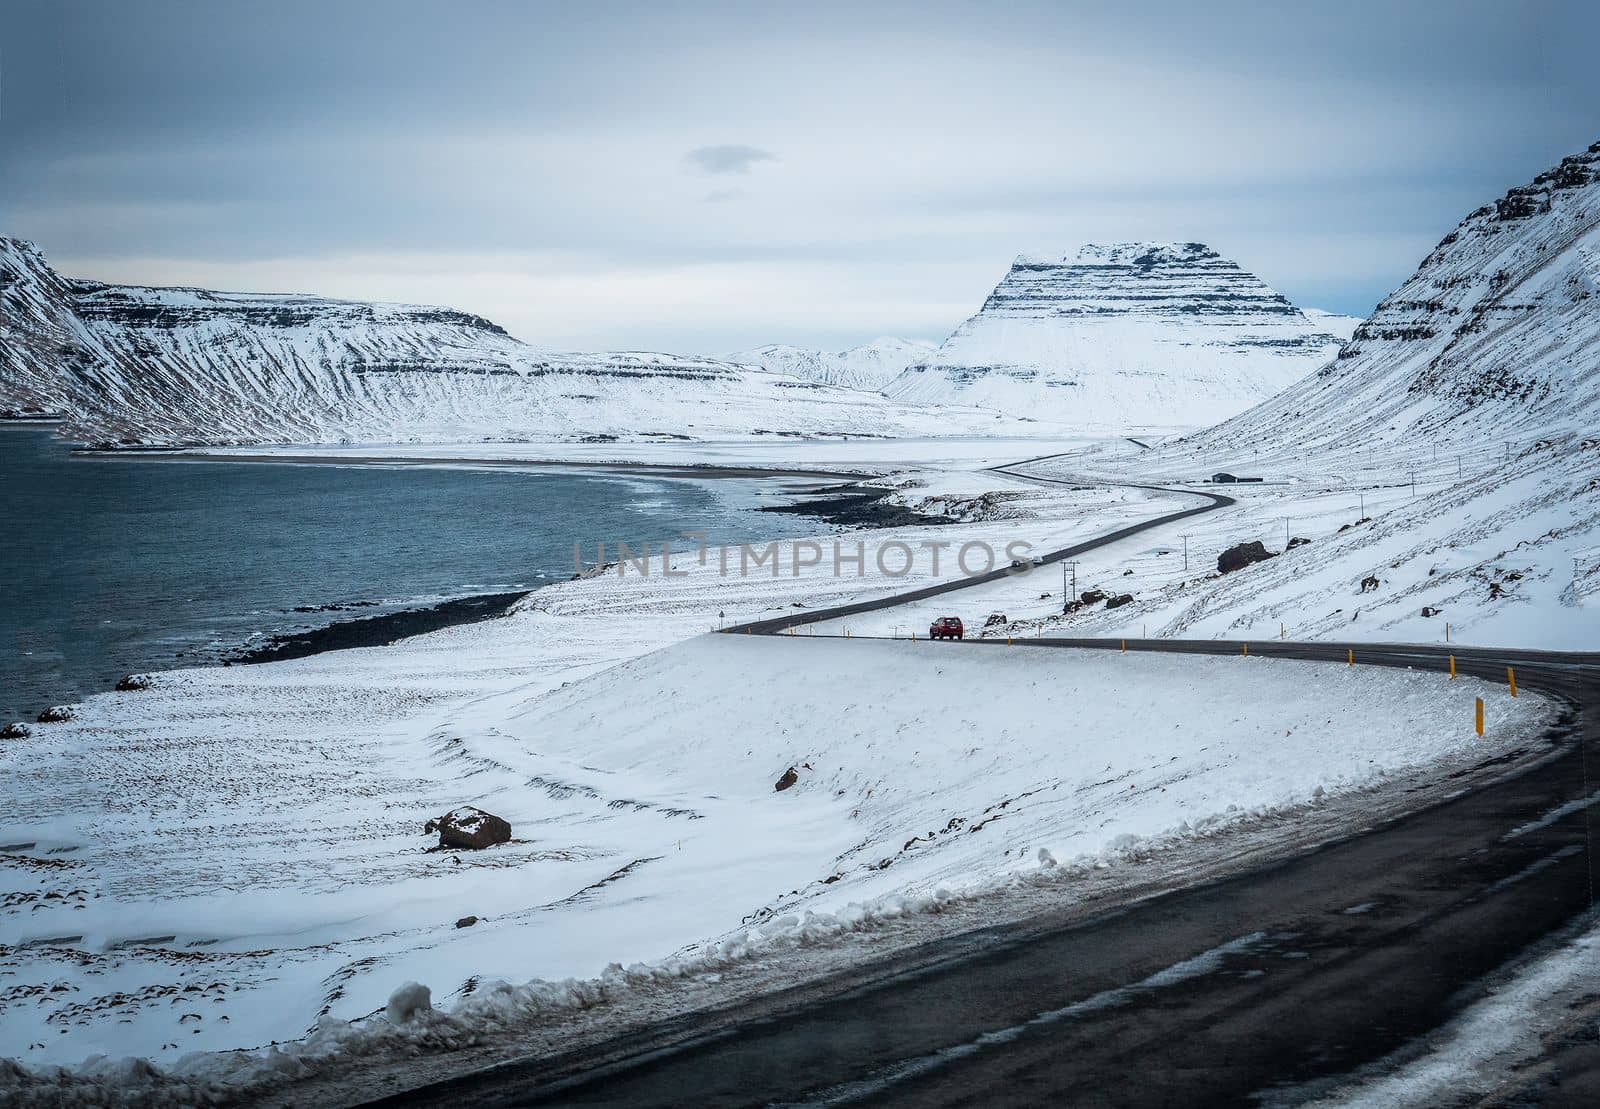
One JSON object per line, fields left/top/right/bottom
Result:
{"left": 0, "top": 452, "right": 1555, "bottom": 1106}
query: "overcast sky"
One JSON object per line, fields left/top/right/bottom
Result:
{"left": 3, "top": 1, "right": 1597, "bottom": 353}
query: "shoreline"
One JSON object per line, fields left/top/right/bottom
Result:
{"left": 230, "top": 590, "right": 534, "bottom": 665}
{"left": 4, "top": 437, "right": 937, "bottom": 720}
{"left": 69, "top": 446, "right": 873, "bottom": 483}
{"left": 227, "top": 484, "right": 941, "bottom": 665}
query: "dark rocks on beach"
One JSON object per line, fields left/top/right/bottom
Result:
{"left": 1217, "top": 541, "right": 1275, "bottom": 575}
{"left": 239, "top": 591, "right": 528, "bottom": 664}
{"left": 115, "top": 674, "right": 153, "bottom": 692}
{"left": 426, "top": 806, "right": 512, "bottom": 850}
{"left": 760, "top": 484, "right": 947, "bottom": 529}
{"left": 775, "top": 767, "right": 799, "bottom": 792}
{"left": 0, "top": 722, "right": 30, "bottom": 740}
{"left": 36, "top": 706, "right": 75, "bottom": 723}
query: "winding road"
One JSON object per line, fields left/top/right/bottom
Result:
{"left": 365, "top": 463, "right": 1599, "bottom": 1108}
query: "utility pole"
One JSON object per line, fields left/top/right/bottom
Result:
{"left": 1358, "top": 492, "right": 1365, "bottom": 519}
{"left": 1181, "top": 534, "right": 1190, "bottom": 572}
{"left": 1283, "top": 517, "right": 1290, "bottom": 549}
{"left": 1410, "top": 472, "right": 1416, "bottom": 497}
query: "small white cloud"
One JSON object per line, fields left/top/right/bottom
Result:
{"left": 685, "top": 144, "right": 776, "bottom": 175}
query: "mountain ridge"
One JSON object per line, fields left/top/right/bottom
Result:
{"left": 0, "top": 240, "right": 1041, "bottom": 446}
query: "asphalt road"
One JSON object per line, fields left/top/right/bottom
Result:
{"left": 365, "top": 471, "right": 1599, "bottom": 1108}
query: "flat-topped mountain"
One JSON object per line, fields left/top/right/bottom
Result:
{"left": 0, "top": 240, "right": 1038, "bottom": 447}
{"left": 883, "top": 242, "right": 1351, "bottom": 430}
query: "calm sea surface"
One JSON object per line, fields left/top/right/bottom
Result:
{"left": 0, "top": 425, "right": 817, "bottom": 719}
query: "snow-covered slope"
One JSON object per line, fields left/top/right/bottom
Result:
{"left": 0, "top": 241, "right": 1038, "bottom": 447}
{"left": 884, "top": 243, "right": 1350, "bottom": 431}
{"left": 0, "top": 239, "right": 89, "bottom": 417}
{"left": 1185, "top": 144, "right": 1600, "bottom": 455}
{"left": 1302, "top": 308, "right": 1363, "bottom": 341}
{"left": 1028, "top": 140, "right": 1600, "bottom": 649}
{"left": 723, "top": 337, "right": 936, "bottom": 391}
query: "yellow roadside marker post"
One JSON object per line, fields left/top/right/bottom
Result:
{"left": 1121, "top": 639, "right": 1126, "bottom": 653}
{"left": 1508, "top": 667, "right": 1518, "bottom": 697}
{"left": 1449, "top": 655, "right": 1457, "bottom": 680}
{"left": 1348, "top": 648, "right": 1354, "bottom": 667}
{"left": 1476, "top": 697, "right": 1485, "bottom": 736}
{"left": 1243, "top": 642, "right": 1249, "bottom": 657}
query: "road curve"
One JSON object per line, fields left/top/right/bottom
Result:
{"left": 362, "top": 464, "right": 1599, "bottom": 1108}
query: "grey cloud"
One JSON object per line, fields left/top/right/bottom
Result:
{"left": 684, "top": 145, "right": 777, "bottom": 175}
{"left": 3, "top": 0, "right": 1598, "bottom": 352}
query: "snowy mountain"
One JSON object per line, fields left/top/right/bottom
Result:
{"left": 0, "top": 240, "right": 1036, "bottom": 447}
{"left": 722, "top": 337, "right": 936, "bottom": 391}
{"left": 1186, "top": 143, "right": 1600, "bottom": 454}
{"left": 1050, "top": 139, "right": 1600, "bottom": 648}
{"left": 0, "top": 238, "right": 86, "bottom": 417}
{"left": 1302, "top": 308, "right": 1363, "bottom": 341}
{"left": 883, "top": 243, "right": 1351, "bottom": 430}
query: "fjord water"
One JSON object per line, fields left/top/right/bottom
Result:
{"left": 0, "top": 425, "right": 816, "bottom": 721}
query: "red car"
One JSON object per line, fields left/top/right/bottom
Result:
{"left": 929, "top": 616, "right": 964, "bottom": 640}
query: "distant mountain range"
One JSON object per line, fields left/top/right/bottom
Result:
{"left": 722, "top": 338, "right": 936, "bottom": 391}
{"left": 0, "top": 240, "right": 1039, "bottom": 447}
{"left": 881, "top": 243, "right": 1357, "bottom": 430}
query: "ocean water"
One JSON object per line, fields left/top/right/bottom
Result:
{"left": 0, "top": 425, "right": 819, "bottom": 719}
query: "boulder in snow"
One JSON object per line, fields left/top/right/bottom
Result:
{"left": 1217, "top": 541, "right": 1275, "bottom": 575}
{"left": 455, "top": 915, "right": 479, "bottom": 929}
{"left": 425, "top": 806, "right": 511, "bottom": 850}
{"left": 774, "top": 767, "right": 799, "bottom": 792}
{"left": 1105, "top": 593, "right": 1135, "bottom": 610}
{"left": 115, "top": 674, "right": 153, "bottom": 692}
{"left": 1360, "top": 575, "right": 1380, "bottom": 593}
{"left": 36, "top": 705, "right": 74, "bottom": 723}
{"left": 1286, "top": 536, "right": 1311, "bottom": 550}
{"left": 0, "top": 722, "right": 29, "bottom": 740}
